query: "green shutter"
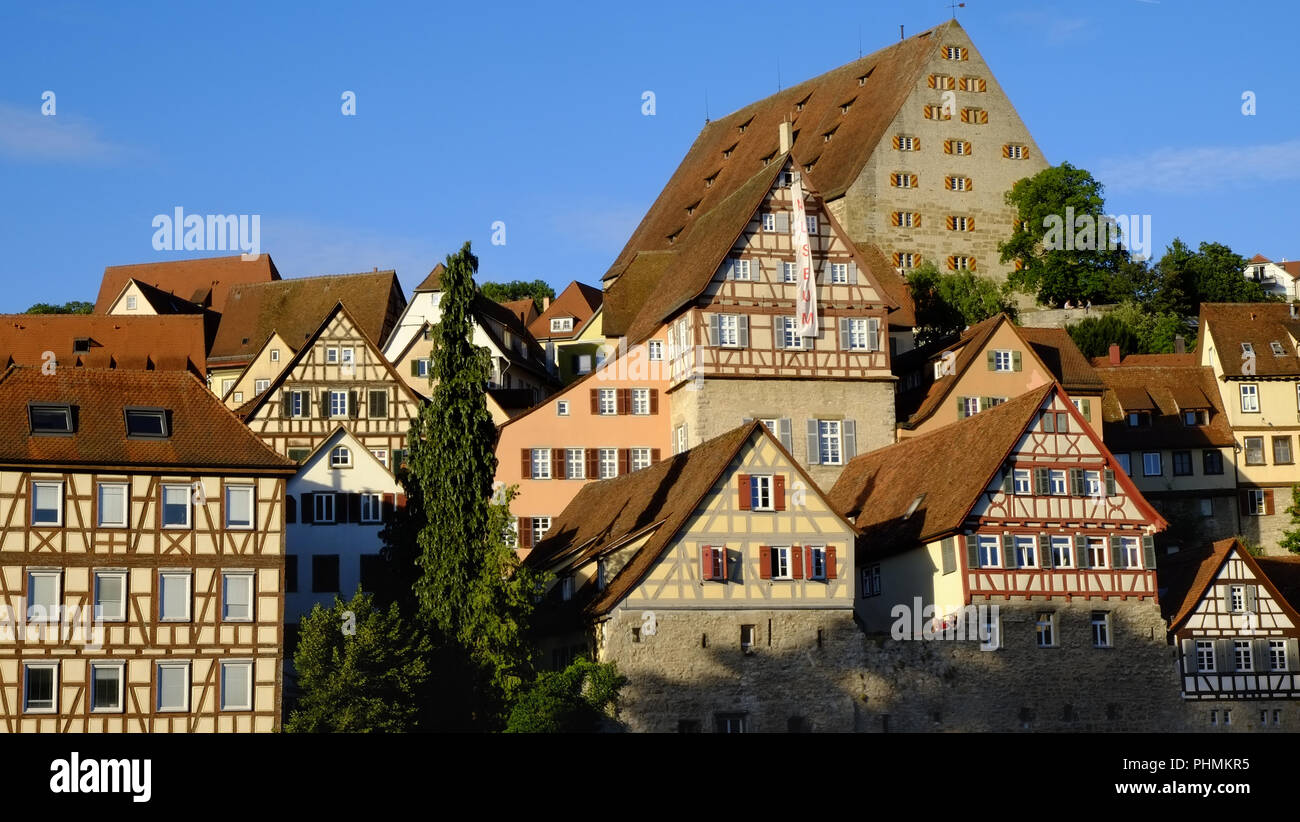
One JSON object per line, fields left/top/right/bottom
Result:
{"left": 1110, "top": 536, "right": 1124, "bottom": 569}
{"left": 956, "top": 397, "right": 968, "bottom": 419}
{"left": 1039, "top": 532, "right": 1052, "bottom": 569}
{"left": 1001, "top": 472, "right": 1013, "bottom": 494}
{"left": 1002, "top": 535, "right": 1016, "bottom": 569}
{"left": 1104, "top": 469, "right": 1116, "bottom": 496}
{"left": 1012, "top": 350, "right": 1022, "bottom": 371}
{"left": 986, "top": 350, "right": 997, "bottom": 370}
{"left": 1081, "top": 399, "right": 1091, "bottom": 422}
{"left": 1075, "top": 535, "right": 1090, "bottom": 568}
{"left": 1142, "top": 535, "right": 1156, "bottom": 569}
{"left": 966, "top": 535, "right": 979, "bottom": 569}
{"left": 410, "top": 359, "right": 419, "bottom": 376}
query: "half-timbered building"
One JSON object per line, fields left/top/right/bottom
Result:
{"left": 526, "top": 421, "right": 859, "bottom": 732}
{"left": 0, "top": 367, "right": 295, "bottom": 732}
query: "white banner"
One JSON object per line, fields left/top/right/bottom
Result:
{"left": 791, "top": 176, "right": 817, "bottom": 337}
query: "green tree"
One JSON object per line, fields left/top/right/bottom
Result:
{"left": 25, "top": 301, "right": 93, "bottom": 314}
{"left": 285, "top": 591, "right": 434, "bottom": 733}
{"left": 479, "top": 279, "right": 555, "bottom": 313}
{"left": 504, "top": 658, "right": 627, "bottom": 733}
{"left": 907, "top": 262, "right": 1018, "bottom": 346}
{"left": 1000, "top": 163, "right": 1135, "bottom": 306}
{"left": 1279, "top": 486, "right": 1300, "bottom": 555}
{"left": 1149, "top": 238, "right": 1275, "bottom": 317}
{"left": 1066, "top": 312, "right": 1141, "bottom": 359}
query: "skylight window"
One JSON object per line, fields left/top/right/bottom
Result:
{"left": 1270, "top": 341, "right": 1285, "bottom": 356}
{"left": 29, "top": 403, "right": 73, "bottom": 435}
{"left": 73, "top": 338, "right": 90, "bottom": 354}
{"left": 737, "top": 117, "right": 752, "bottom": 134}
{"left": 124, "top": 407, "right": 169, "bottom": 438}
{"left": 1241, "top": 342, "right": 1254, "bottom": 354}
{"left": 722, "top": 143, "right": 737, "bottom": 159}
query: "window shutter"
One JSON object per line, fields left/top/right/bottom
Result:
{"left": 701, "top": 546, "right": 715, "bottom": 581}
{"left": 966, "top": 536, "right": 978, "bottom": 569}
{"left": 1034, "top": 468, "right": 1049, "bottom": 495}
{"left": 349, "top": 389, "right": 359, "bottom": 418}
{"left": 779, "top": 418, "right": 793, "bottom": 451}
{"left": 848, "top": 262, "right": 858, "bottom": 285}
{"left": 1042, "top": 413, "right": 1055, "bottom": 433}
{"left": 738, "top": 474, "right": 752, "bottom": 510}
{"left": 893, "top": 134, "right": 902, "bottom": 148}
{"left": 945, "top": 177, "right": 954, "bottom": 191}
{"left": 1104, "top": 469, "right": 1116, "bottom": 496}
{"left": 1012, "top": 351, "right": 1022, "bottom": 371}
{"left": 775, "top": 322, "right": 785, "bottom": 350}
{"left": 946, "top": 215, "right": 956, "bottom": 231}
{"left": 986, "top": 350, "right": 996, "bottom": 370}
{"left": 651, "top": 448, "right": 661, "bottom": 463}
{"left": 1288, "top": 638, "right": 1300, "bottom": 671}
{"left": 521, "top": 449, "right": 531, "bottom": 478}
{"left": 589, "top": 389, "right": 599, "bottom": 414}
{"left": 709, "top": 314, "right": 720, "bottom": 347}
{"left": 891, "top": 211, "right": 901, "bottom": 227}
{"left": 723, "top": 258, "right": 735, "bottom": 280}
{"left": 804, "top": 545, "right": 814, "bottom": 579}
{"left": 890, "top": 172, "right": 899, "bottom": 186}
{"left": 956, "top": 398, "right": 967, "bottom": 419}
{"left": 806, "top": 420, "right": 820, "bottom": 464}
{"left": 280, "top": 392, "right": 290, "bottom": 418}
{"left": 518, "top": 517, "right": 533, "bottom": 551}
{"left": 751, "top": 258, "right": 763, "bottom": 282}
{"left": 1002, "top": 144, "right": 1011, "bottom": 159}
{"left": 775, "top": 213, "right": 789, "bottom": 233}
{"left": 618, "top": 449, "right": 630, "bottom": 476}
{"left": 867, "top": 317, "right": 880, "bottom": 351}
{"left": 1075, "top": 535, "right": 1090, "bottom": 568}
{"left": 649, "top": 389, "right": 659, "bottom": 414}
{"left": 319, "top": 390, "right": 329, "bottom": 418}
{"left": 981, "top": 397, "right": 993, "bottom": 412}
{"left": 759, "top": 546, "right": 772, "bottom": 579}
{"left": 967, "top": 217, "right": 976, "bottom": 231}
{"left": 410, "top": 359, "right": 420, "bottom": 376}
{"left": 791, "top": 546, "right": 804, "bottom": 579}
{"left": 1110, "top": 536, "right": 1124, "bottom": 569}
{"left": 348, "top": 493, "right": 361, "bottom": 523}
{"left": 553, "top": 448, "right": 566, "bottom": 478}
{"left": 1142, "top": 535, "right": 1156, "bottom": 570}
{"left": 843, "top": 420, "right": 857, "bottom": 459}
{"left": 286, "top": 495, "right": 296, "bottom": 524}
{"left": 1215, "top": 639, "right": 1231, "bottom": 673}
{"left": 1081, "top": 399, "right": 1091, "bottom": 422}
{"left": 839, "top": 318, "right": 850, "bottom": 350}
{"left": 1039, "top": 532, "right": 1052, "bottom": 569}
{"left": 719, "top": 548, "right": 730, "bottom": 581}
{"left": 1180, "top": 639, "right": 1196, "bottom": 674}
{"left": 738, "top": 316, "right": 749, "bottom": 348}
{"left": 1001, "top": 473, "right": 1013, "bottom": 495}
{"left": 1069, "top": 469, "right": 1083, "bottom": 496}
{"left": 1002, "top": 535, "right": 1016, "bottom": 569}
{"left": 1265, "top": 489, "right": 1276, "bottom": 515}
{"left": 773, "top": 475, "right": 787, "bottom": 510}
{"left": 616, "top": 389, "right": 630, "bottom": 415}
{"left": 585, "top": 448, "right": 597, "bottom": 478}
{"left": 382, "top": 493, "right": 395, "bottom": 520}
{"left": 944, "top": 138, "right": 953, "bottom": 154}
{"left": 1239, "top": 490, "right": 1250, "bottom": 515}
{"left": 1252, "top": 638, "right": 1269, "bottom": 672}
{"left": 302, "top": 493, "right": 314, "bottom": 524}
{"left": 333, "top": 492, "right": 347, "bottom": 524}
{"left": 826, "top": 546, "right": 837, "bottom": 579}
{"left": 1245, "top": 584, "right": 1258, "bottom": 613}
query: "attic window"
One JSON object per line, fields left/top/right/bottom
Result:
{"left": 29, "top": 403, "right": 74, "bottom": 435}
{"left": 722, "top": 142, "right": 738, "bottom": 159}
{"left": 1271, "top": 341, "right": 1285, "bottom": 356}
{"left": 761, "top": 151, "right": 776, "bottom": 166}
{"left": 795, "top": 93, "right": 812, "bottom": 111}
{"left": 903, "top": 493, "right": 925, "bottom": 520}
{"left": 823, "top": 127, "right": 837, "bottom": 142}
{"left": 667, "top": 227, "right": 683, "bottom": 244}
{"left": 73, "top": 338, "right": 90, "bottom": 354}
{"left": 840, "top": 98, "right": 856, "bottom": 114}
{"left": 738, "top": 117, "right": 752, "bottom": 134}
{"left": 1241, "top": 342, "right": 1254, "bottom": 355}
{"left": 124, "top": 407, "right": 170, "bottom": 438}
{"left": 705, "top": 171, "right": 720, "bottom": 187}
{"left": 857, "top": 68, "right": 874, "bottom": 86}
{"left": 686, "top": 201, "right": 700, "bottom": 216}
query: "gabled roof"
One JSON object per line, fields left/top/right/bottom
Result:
{"left": 472, "top": 295, "right": 557, "bottom": 382}
{"left": 1016, "top": 326, "right": 1104, "bottom": 392}
{"left": 528, "top": 281, "right": 603, "bottom": 341}
{"left": 1199, "top": 302, "right": 1300, "bottom": 378}
{"left": 292, "top": 425, "right": 398, "bottom": 484}
{"left": 1092, "top": 355, "right": 1234, "bottom": 450}
{"left": 527, "top": 422, "right": 852, "bottom": 615}
{"left": 501, "top": 299, "right": 539, "bottom": 328}
{"left": 0, "top": 315, "right": 207, "bottom": 376}
{"left": 0, "top": 366, "right": 293, "bottom": 471}
{"left": 854, "top": 242, "right": 916, "bottom": 328}
{"left": 209, "top": 270, "right": 404, "bottom": 366}
{"left": 95, "top": 254, "right": 280, "bottom": 314}
{"left": 414, "top": 263, "right": 445, "bottom": 293}
{"left": 1163, "top": 538, "right": 1300, "bottom": 631}
{"left": 114, "top": 278, "right": 208, "bottom": 315}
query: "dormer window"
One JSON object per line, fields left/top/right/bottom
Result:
{"left": 795, "top": 93, "right": 811, "bottom": 112}
{"left": 686, "top": 201, "right": 700, "bottom": 216}
{"left": 857, "top": 69, "right": 873, "bottom": 86}
{"left": 124, "top": 407, "right": 169, "bottom": 438}
{"left": 73, "top": 338, "right": 90, "bottom": 354}
{"left": 705, "top": 171, "right": 719, "bottom": 187}
{"left": 550, "top": 317, "right": 574, "bottom": 333}
{"left": 1271, "top": 341, "right": 1285, "bottom": 356}
{"left": 1126, "top": 411, "right": 1151, "bottom": 428}
{"left": 1183, "top": 409, "right": 1209, "bottom": 426}
{"left": 1241, "top": 342, "right": 1254, "bottom": 355}
{"left": 722, "top": 143, "right": 737, "bottom": 159}
{"left": 29, "top": 403, "right": 74, "bottom": 435}
{"left": 840, "top": 97, "right": 856, "bottom": 114}
{"left": 737, "top": 117, "right": 752, "bottom": 134}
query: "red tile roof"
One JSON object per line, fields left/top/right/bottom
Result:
{"left": 1092, "top": 357, "right": 1235, "bottom": 450}
{"left": 95, "top": 254, "right": 280, "bottom": 314}
{"left": 1164, "top": 538, "right": 1300, "bottom": 630}
{"left": 528, "top": 281, "right": 602, "bottom": 341}
{"left": 0, "top": 315, "right": 208, "bottom": 376}
{"left": 414, "top": 263, "right": 445, "bottom": 293}
{"left": 0, "top": 366, "right": 293, "bottom": 471}
{"left": 501, "top": 299, "right": 539, "bottom": 328}
{"left": 1199, "top": 302, "right": 1300, "bottom": 378}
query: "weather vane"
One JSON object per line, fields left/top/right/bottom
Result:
{"left": 950, "top": 1, "right": 965, "bottom": 17}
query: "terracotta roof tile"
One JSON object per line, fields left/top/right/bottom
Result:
{"left": 95, "top": 254, "right": 280, "bottom": 314}
{"left": 0, "top": 366, "right": 293, "bottom": 471}
{"left": 1199, "top": 302, "right": 1300, "bottom": 377}
{"left": 0, "top": 315, "right": 207, "bottom": 376}
{"left": 500, "top": 299, "right": 539, "bottom": 327}
{"left": 1164, "top": 538, "right": 1300, "bottom": 629}
{"left": 1016, "top": 326, "right": 1103, "bottom": 390}
{"left": 415, "top": 263, "right": 445, "bottom": 293}
{"left": 529, "top": 281, "right": 602, "bottom": 340}
{"left": 1093, "top": 359, "right": 1234, "bottom": 450}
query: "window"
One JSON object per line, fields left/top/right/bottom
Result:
{"left": 947, "top": 176, "right": 971, "bottom": 192}
{"left": 254, "top": 379, "right": 270, "bottom": 394}
{"left": 1240, "top": 384, "right": 1259, "bottom": 413}
{"left": 960, "top": 107, "right": 987, "bottom": 124}
{"left": 806, "top": 216, "right": 817, "bottom": 234}
{"left": 31, "top": 481, "right": 63, "bottom": 527}
{"left": 1270, "top": 639, "right": 1288, "bottom": 671}
{"left": 221, "top": 378, "right": 236, "bottom": 397}
{"left": 1049, "top": 470, "right": 1067, "bottom": 495}
{"left": 782, "top": 261, "right": 797, "bottom": 283}
{"left": 1244, "top": 437, "right": 1265, "bottom": 465}
{"left": 314, "top": 492, "right": 335, "bottom": 523}
{"left": 91, "top": 482, "right": 129, "bottom": 528}
{"left": 24, "top": 663, "right": 58, "bottom": 713}
{"left": 94, "top": 570, "right": 127, "bottom": 622}
{"left": 830, "top": 263, "right": 849, "bottom": 284}
{"left": 224, "top": 485, "right": 254, "bottom": 530}
{"left": 368, "top": 390, "right": 388, "bottom": 419}
{"left": 566, "top": 448, "right": 585, "bottom": 479}
{"left": 1005, "top": 144, "right": 1026, "bottom": 159}
{"left": 222, "top": 572, "right": 254, "bottom": 621}
{"left": 843, "top": 318, "right": 871, "bottom": 351}
{"left": 894, "top": 211, "right": 918, "bottom": 227}
{"left": 1115, "top": 453, "right": 1131, "bottom": 475}
{"left": 769, "top": 546, "right": 792, "bottom": 579}
{"left": 1084, "top": 470, "right": 1102, "bottom": 497}
{"left": 1200, "top": 498, "right": 1214, "bottom": 517}
{"left": 90, "top": 662, "right": 124, "bottom": 712}
{"left": 1196, "top": 640, "right": 1215, "bottom": 672}
{"left": 818, "top": 420, "right": 843, "bottom": 465}
{"left": 1183, "top": 409, "right": 1208, "bottom": 426}
{"left": 598, "top": 388, "right": 616, "bottom": 415}
{"left": 555, "top": 400, "right": 569, "bottom": 417}
{"left": 896, "top": 135, "right": 917, "bottom": 151}
{"left": 1142, "top": 452, "right": 1162, "bottom": 476}
{"left": 949, "top": 256, "right": 974, "bottom": 271}
{"left": 861, "top": 564, "right": 882, "bottom": 597}
{"left": 993, "top": 350, "right": 1013, "bottom": 372}
{"left": 29, "top": 403, "right": 74, "bottom": 435}
{"left": 1087, "top": 537, "right": 1107, "bottom": 569}
{"left": 559, "top": 575, "right": 574, "bottom": 601}
{"left": 945, "top": 138, "right": 971, "bottom": 155}
{"left": 124, "top": 407, "right": 168, "bottom": 438}
{"left": 1119, "top": 537, "right": 1141, "bottom": 568}
{"left": 326, "top": 347, "right": 339, "bottom": 364}
{"left": 808, "top": 546, "right": 828, "bottom": 580}
{"left": 718, "top": 315, "right": 740, "bottom": 347}
{"left": 1035, "top": 612, "right": 1056, "bottom": 648}
{"left": 1229, "top": 585, "right": 1245, "bottom": 612}
{"left": 963, "top": 397, "right": 980, "bottom": 417}
{"left": 1050, "top": 536, "right": 1072, "bottom": 568}
{"left": 416, "top": 358, "right": 431, "bottom": 378}
{"left": 360, "top": 554, "right": 383, "bottom": 592}
{"left": 738, "top": 629, "right": 755, "bottom": 658}
{"left": 531, "top": 449, "right": 552, "bottom": 480}
{"left": 632, "top": 388, "right": 651, "bottom": 415}
{"left": 550, "top": 317, "right": 574, "bottom": 333}
{"left": 1202, "top": 450, "right": 1223, "bottom": 475}
{"left": 750, "top": 475, "right": 774, "bottom": 511}
{"left": 288, "top": 390, "right": 305, "bottom": 418}
{"left": 329, "top": 390, "right": 348, "bottom": 418}
{"left": 575, "top": 354, "right": 593, "bottom": 374}
{"left": 978, "top": 535, "right": 1000, "bottom": 567}
{"left": 312, "top": 555, "right": 340, "bottom": 593}
{"left": 762, "top": 213, "right": 776, "bottom": 232}
{"left": 892, "top": 172, "right": 916, "bottom": 188}
{"left": 648, "top": 340, "right": 664, "bottom": 361}
{"left": 631, "top": 448, "right": 652, "bottom": 471}
{"left": 156, "top": 662, "right": 190, "bottom": 712}
{"left": 1013, "top": 469, "right": 1030, "bottom": 494}
{"left": 894, "top": 252, "right": 920, "bottom": 269}
{"left": 1275, "top": 436, "right": 1293, "bottom": 465}
{"left": 1091, "top": 612, "right": 1111, "bottom": 648}
{"left": 1126, "top": 412, "right": 1148, "bottom": 428}
{"left": 221, "top": 661, "right": 253, "bottom": 711}
{"left": 158, "top": 484, "right": 190, "bottom": 528}
{"left": 1234, "top": 640, "right": 1254, "bottom": 671}
{"left": 125, "top": 295, "right": 137, "bottom": 310}
{"left": 270, "top": 348, "right": 280, "bottom": 362}
{"left": 943, "top": 45, "right": 965, "bottom": 60}
{"left": 159, "top": 572, "right": 191, "bottom": 621}
{"left": 732, "top": 259, "right": 752, "bottom": 281}
{"left": 674, "top": 425, "right": 687, "bottom": 455}
{"left": 1014, "top": 535, "right": 1037, "bottom": 567}
{"left": 360, "top": 493, "right": 382, "bottom": 523}
{"left": 329, "top": 446, "right": 351, "bottom": 468}
{"left": 778, "top": 317, "right": 806, "bottom": 350}
{"left": 1246, "top": 489, "right": 1267, "bottom": 516}
{"left": 1172, "top": 451, "right": 1193, "bottom": 476}
{"left": 232, "top": 392, "right": 243, "bottom": 404}
{"left": 599, "top": 448, "right": 618, "bottom": 479}
{"left": 27, "top": 570, "right": 60, "bottom": 621}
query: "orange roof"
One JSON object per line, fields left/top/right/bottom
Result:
{"left": 414, "top": 263, "right": 445, "bottom": 293}
{"left": 528, "top": 281, "right": 602, "bottom": 340}
{"left": 0, "top": 314, "right": 207, "bottom": 376}
{"left": 95, "top": 254, "right": 280, "bottom": 314}
{"left": 1199, "top": 302, "right": 1300, "bottom": 378}
{"left": 501, "top": 298, "right": 539, "bottom": 328}
{"left": 1092, "top": 357, "right": 1234, "bottom": 450}
{"left": 1164, "top": 538, "right": 1300, "bottom": 630}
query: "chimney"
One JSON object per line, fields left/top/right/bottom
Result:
{"left": 1174, "top": 335, "right": 1186, "bottom": 354}
{"left": 543, "top": 296, "right": 550, "bottom": 311}
{"left": 1108, "top": 343, "right": 1121, "bottom": 366}
{"left": 779, "top": 121, "right": 793, "bottom": 154}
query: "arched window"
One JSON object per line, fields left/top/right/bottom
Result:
{"left": 330, "top": 446, "right": 351, "bottom": 468}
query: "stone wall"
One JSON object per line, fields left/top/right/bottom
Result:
{"left": 1148, "top": 493, "right": 1240, "bottom": 553}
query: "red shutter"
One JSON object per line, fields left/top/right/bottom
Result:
{"left": 618, "top": 449, "right": 630, "bottom": 476}
{"left": 589, "top": 389, "right": 599, "bottom": 414}
{"left": 804, "top": 546, "right": 814, "bottom": 579}
{"left": 396, "top": 494, "right": 406, "bottom": 512}
{"left": 651, "top": 448, "right": 661, "bottom": 463}
{"left": 1266, "top": 489, "right": 1276, "bottom": 516}
{"left": 348, "top": 493, "right": 361, "bottom": 522}
{"left": 701, "top": 546, "right": 715, "bottom": 581}
{"left": 302, "top": 493, "right": 314, "bottom": 524}
{"left": 553, "top": 448, "right": 566, "bottom": 479}
{"left": 617, "top": 389, "right": 631, "bottom": 415}
{"left": 521, "top": 448, "right": 531, "bottom": 478}
{"left": 759, "top": 546, "right": 771, "bottom": 579}
{"left": 649, "top": 389, "right": 659, "bottom": 414}
{"left": 381, "top": 493, "right": 395, "bottom": 520}
{"left": 585, "top": 448, "right": 598, "bottom": 478}
{"left": 774, "top": 475, "right": 786, "bottom": 511}
{"left": 519, "top": 517, "right": 533, "bottom": 550}
{"left": 826, "top": 546, "right": 837, "bottom": 579}
{"left": 738, "top": 474, "right": 752, "bottom": 510}
{"left": 792, "top": 545, "right": 804, "bottom": 579}
{"left": 719, "top": 548, "right": 729, "bottom": 581}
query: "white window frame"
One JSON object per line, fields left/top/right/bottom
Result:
{"left": 575, "top": 354, "right": 593, "bottom": 374}
{"left": 329, "top": 390, "right": 348, "bottom": 418}
{"left": 733, "top": 259, "right": 752, "bottom": 281}
{"left": 761, "top": 213, "right": 776, "bottom": 232}
{"left": 222, "top": 571, "right": 255, "bottom": 622}
{"left": 254, "top": 379, "right": 270, "bottom": 394}
{"left": 675, "top": 425, "right": 687, "bottom": 455}
{"left": 1240, "top": 384, "right": 1259, "bottom": 413}
{"left": 23, "top": 661, "right": 58, "bottom": 713}
{"left": 325, "top": 347, "right": 339, "bottom": 364}
{"left": 1229, "top": 585, "right": 1245, "bottom": 613}
{"left": 1247, "top": 489, "right": 1266, "bottom": 516}
{"left": 818, "top": 419, "right": 843, "bottom": 465}
{"left": 161, "top": 484, "right": 193, "bottom": 529}
{"left": 531, "top": 448, "right": 552, "bottom": 480}
{"left": 632, "top": 388, "right": 650, "bottom": 415}
{"left": 1014, "top": 535, "right": 1037, "bottom": 568}
{"left": 1007, "top": 145, "right": 1025, "bottom": 159}
{"left": 220, "top": 660, "right": 254, "bottom": 712}
{"left": 417, "top": 358, "right": 431, "bottom": 378}
{"left": 369, "top": 449, "right": 389, "bottom": 468}
{"left": 26, "top": 570, "right": 60, "bottom": 622}
{"left": 598, "top": 388, "right": 617, "bottom": 416}
{"left": 599, "top": 448, "right": 618, "bottom": 479}
{"left": 1049, "top": 470, "right": 1067, "bottom": 495}
{"left": 1013, "top": 469, "right": 1031, "bottom": 494}
{"left": 270, "top": 348, "right": 280, "bottom": 362}
{"left": 159, "top": 571, "right": 192, "bottom": 622}
{"left": 780, "top": 317, "right": 805, "bottom": 350}
{"left": 830, "top": 263, "right": 849, "bottom": 284}
{"left": 314, "top": 493, "right": 336, "bottom": 523}
{"left": 977, "top": 535, "right": 1000, "bottom": 568}
{"left": 898, "top": 135, "right": 916, "bottom": 151}
{"left": 225, "top": 485, "right": 255, "bottom": 530}
{"left": 808, "top": 546, "right": 828, "bottom": 580}
{"left": 290, "top": 390, "right": 306, "bottom": 418}
{"left": 782, "top": 261, "right": 797, "bottom": 283}
{"left": 97, "top": 482, "right": 129, "bottom": 528}
{"left": 1269, "top": 639, "right": 1288, "bottom": 671}
{"left": 1196, "top": 640, "right": 1215, "bottom": 672}
{"left": 1084, "top": 470, "right": 1102, "bottom": 497}
{"left": 631, "top": 448, "right": 652, "bottom": 471}
{"left": 1035, "top": 612, "right": 1056, "bottom": 648}
{"left": 718, "top": 315, "right": 740, "bottom": 347}
{"left": 550, "top": 317, "right": 574, "bottom": 333}
{"left": 125, "top": 295, "right": 137, "bottom": 310}
{"left": 993, "top": 350, "right": 1013, "bottom": 372}
{"left": 770, "top": 546, "right": 792, "bottom": 580}
{"left": 532, "top": 517, "right": 552, "bottom": 542}
{"left": 360, "top": 493, "right": 382, "bottom": 523}
{"left": 156, "top": 661, "right": 191, "bottom": 713}
{"left": 861, "top": 564, "right": 882, "bottom": 597}
{"left": 805, "top": 215, "right": 817, "bottom": 234}
{"left": 1142, "top": 452, "right": 1162, "bottom": 477}
{"left": 1121, "top": 537, "right": 1141, "bottom": 568}
{"left": 90, "top": 661, "right": 125, "bottom": 713}
{"left": 1050, "top": 536, "right": 1073, "bottom": 568}
{"left": 330, "top": 446, "right": 352, "bottom": 468}
{"left": 1115, "top": 453, "right": 1132, "bottom": 475}
{"left": 1091, "top": 611, "right": 1111, "bottom": 648}
{"left": 566, "top": 448, "right": 585, "bottom": 479}
{"left": 1087, "top": 537, "right": 1108, "bottom": 569}
{"left": 963, "top": 396, "right": 980, "bottom": 417}
{"left": 556, "top": 400, "right": 569, "bottom": 416}
{"left": 93, "top": 570, "right": 128, "bottom": 622}
{"left": 648, "top": 340, "right": 664, "bottom": 361}
{"left": 752, "top": 475, "right": 774, "bottom": 511}
{"left": 846, "top": 318, "right": 870, "bottom": 351}
{"left": 31, "top": 481, "right": 63, "bottom": 527}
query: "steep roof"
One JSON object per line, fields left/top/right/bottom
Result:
{"left": 1093, "top": 356, "right": 1235, "bottom": 450}
{"left": 1163, "top": 538, "right": 1300, "bottom": 630}
{"left": 208, "top": 271, "right": 403, "bottom": 366}
{"left": 472, "top": 295, "right": 556, "bottom": 382}
{"left": 0, "top": 366, "right": 293, "bottom": 471}
{"left": 0, "top": 315, "right": 207, "bottom": 376}
{"left": 414, "top": 263, "right": 445, "bottom": 293}
{"left": 95, "top": 254, "right": 280, "bottom": 315}
{"left": 855, "top": 243, "right": 916, "bottom": 328}
{"left": 1015, "top": 326, "right": 1103, "bottom": 391}
{"left": 1199, "top": 302, "right": 1300, "bottom": 378}
{"left": 486, "top": 388, "right": 537, "bottom": 415}
{"left": 528, "top": 281, "right": 603, "bottom": 341}
{"left": 118, "top": 279, "right": 208, "bottom": 315}
{"left": 501, "top": 299, "right": 539, "bottom": 328}
{"left": 830, "top": 385, "right": 1054, "bottom": 551}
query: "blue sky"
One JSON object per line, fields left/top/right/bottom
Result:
{"left": 1, "top": 0, "right": 1295, "bottom": 310}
